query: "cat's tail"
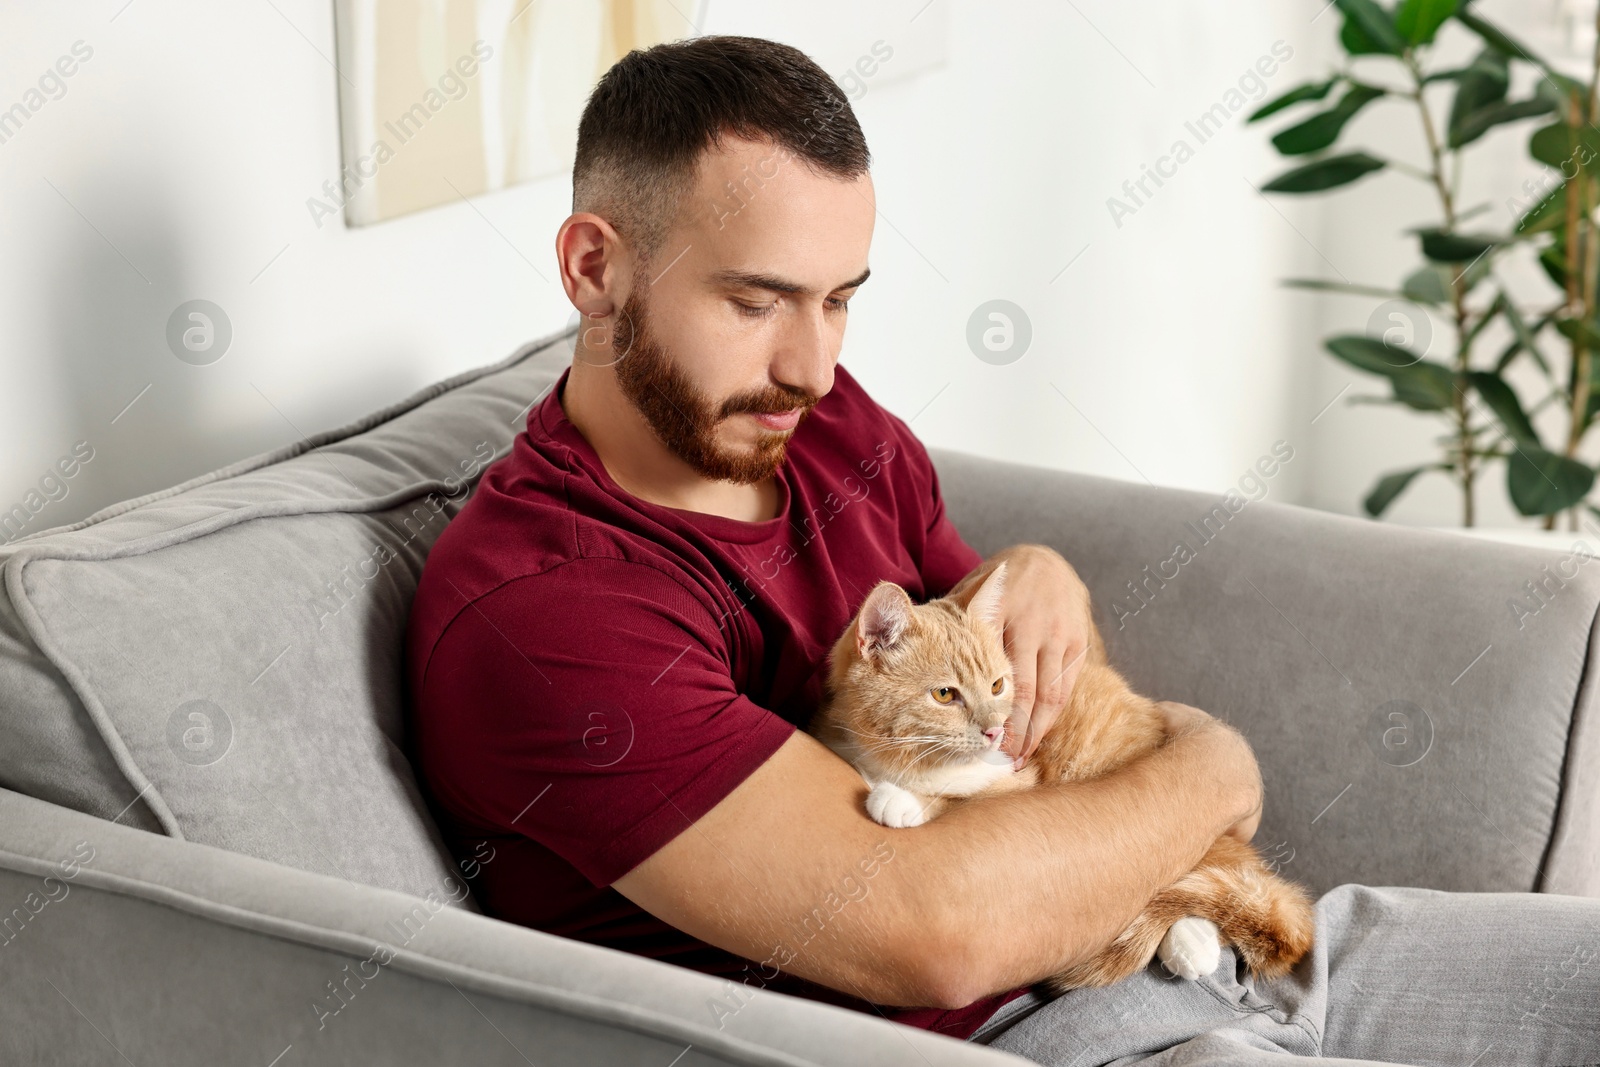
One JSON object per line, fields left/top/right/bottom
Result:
{"left": 1179, "top": 835, "right": 1316, "bottom": 980}
{"left": 1042, "top": 907, "right": 1178, "bottom": 993}
{"left": 1040, "top": 836, "right": 1315, "bottom": 995}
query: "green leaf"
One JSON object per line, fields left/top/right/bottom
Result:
{"left": 1364, "top": 466, "right": 1435, "bottom": 517}
{"left": 1401, "top": 265, "right": 1452, "bottom": 302}
{"left": 1394, "top": 0, "right": 1458, "bottom": 44}
{"left": 1416, "top": 228, "right": 1500, "bottom": 262}
{"left": 1496, "top": 298, "right": 1553, "bottom": 379}
{"left": 1516, "top": 181, "right": 1570, "bottom": 236}
{"left": 1449, "top": 96, "right": 1557, "bottom": 148}
{"left": 1467, "top": 369, "right": 1538, "bottom": 444}
{"left": 1340, "top": 19, "right": 1385, "bottom": 55}
{"left": 1282, "top": 278, "right": 1410, "bottom": 299}
{"left": 1248, "top": 79, "right": 1338, "bottom": 123}
{"left": 1390, "top": 361, "right": 1458, "bottom": 410}
{"left": 1402, "top": 264, "right": 1451, "bottom": 304}
{"left": 1325, "top": 335, "right": 1456, "bottom": 410}
{"left": 1541, "top": 232, "right": 1600, "bottom": 298}
{"left": 1261, "top": 152, "right": 1387, "bottom": 193}
{"left": 1529, "top": 122, "right": 1600, "bottom": 173}
{"left": 1271, "top": 85, "right": 1387, "bottom": 156}
{"left": 1463, "top": 291, "right": 1506, "bottom": 347}
{"left": 1494, "top": 338, "right": 1520, "bottom": 373}
{"left": 1536, "top": 72, "right": 1590, "bottom": 116}
{"left": 1326, "top": 334, "right": 1421, "bottom": 374}
{"left": 1335, "top": 0, "right": 1408, "bottom": 55}
{"left": 1507, "top": 446, "right": 1595, "bottom": 516}
{"left": 1556, "top": 316, "right": 1600, "bottom": 350}
{"left": 1540, "top": 242, "right": 1569, "bottom": 289}
{"left": 1447, "top": 49, "right": 1510, "bottom": 145}
{"left": 1529, "top": 122, "right": 1571, "bottom": 168}
{"left": 1401, "top": 259, "right": 1489, "bottom": 302}
{"left": 1456, "top": 9, "right": 1547, "bottom": 67}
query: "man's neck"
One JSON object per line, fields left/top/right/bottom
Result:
{"left": 561, "top": 357, "right": 782, "bottom": 523}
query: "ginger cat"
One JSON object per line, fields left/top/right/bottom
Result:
{"left": 809, "top": 553, "right": 1315, "bottom": 994}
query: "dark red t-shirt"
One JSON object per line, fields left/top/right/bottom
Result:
{"left": 405, "top": 361, "right": 1033, "bottom": 1039}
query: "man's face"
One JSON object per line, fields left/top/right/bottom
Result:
{"left": 602, "top": 134, "right": 875, "bottom": 485}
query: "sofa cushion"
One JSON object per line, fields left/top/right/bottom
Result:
{"left": 0, "top": 327, "right": 574, "bottom": 905}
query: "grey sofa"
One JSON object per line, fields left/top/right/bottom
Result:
{"left": 0, "top": 325, "right": 1594, "bottom": 1065}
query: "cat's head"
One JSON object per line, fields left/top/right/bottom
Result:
{"left": 824, "top": 562, "right": 1016, "bottom": 776}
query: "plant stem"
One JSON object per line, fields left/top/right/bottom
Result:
{"left": 1551, "top": 28, "right": 1600, "bottom": 530}
{"left": 1550, "top": 152, "right": 1584, "bottom": 533}
{"left": 1530, "top": 390, "right": 1571, "bottom": 415}
{"left": 1407, "top": 70, "right": 1457, "bottom": 226}
{"left": 1407, "top": 55, "right": 1475, "bottom": 525}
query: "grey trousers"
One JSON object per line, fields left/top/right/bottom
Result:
{"left": 967, "top": 883, "right": 1600, "bottom": 1066}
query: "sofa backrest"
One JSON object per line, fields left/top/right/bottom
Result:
{"left": 0, "top": 327, "right": 573, "bottom": 905}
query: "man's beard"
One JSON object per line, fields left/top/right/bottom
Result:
{"left": 607, "top": 287, "right": 819, "bottom": 485}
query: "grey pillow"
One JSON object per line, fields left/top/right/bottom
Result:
{"left": 0, "top": 327, "right": 574, "bottom": 905}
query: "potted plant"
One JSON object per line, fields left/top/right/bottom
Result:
{"left": 1256, "top": 0, "right": 1600, "bottom": 530}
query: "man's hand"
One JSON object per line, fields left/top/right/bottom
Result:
{"left": 949, "top": 544, "right": 1092, "bottom": 769}
{"left": 1157, "top": 700, "right": 1263, "bottom": 844}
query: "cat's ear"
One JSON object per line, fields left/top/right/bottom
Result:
{"left": 856, "top": 582, "right": 914, "bottom": 660}
{"left": 964, "top": 560, "right": 1007, "bottom": 628}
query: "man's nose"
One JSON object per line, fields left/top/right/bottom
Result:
{"left": 769, "top": 308, "right": 834, "bottom": 400}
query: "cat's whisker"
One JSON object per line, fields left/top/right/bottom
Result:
{"left": 834, "top": 725, "right": 953, "bottom": 753}
{"left": 830, "top": 724, "right": 939, "bottom": 743}
{"left": 876, "top": 741, "right": 952, "bottom": 767}
{"left": 901, "top": 739, "right": 965, "bottom": 772}
{"left": 839, "top": 726, "right": 970, "bottom": 771}
{"left": 848, "top": 719, "right": 1007, "bottom": 770}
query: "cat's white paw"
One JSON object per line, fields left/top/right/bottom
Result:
{"left": 1157, "top": 916, "right": 1222, "bottom": 980}
{"left": 865, "top": 780, "right": 930, "bottom": 828}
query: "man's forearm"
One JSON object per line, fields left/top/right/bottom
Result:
{"left": 902, "top": 724, "right": 1252, "bottom": 1005}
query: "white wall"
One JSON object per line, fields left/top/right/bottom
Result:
{"left": 748, "top": 1, "right": 1333, "bottom": 510}
{"left": 2, "top": 0, "right": 1338, "bottom": 535}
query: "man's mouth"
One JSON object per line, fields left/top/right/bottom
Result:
{"left": 748, "top": 408, "right": 804, "bottom": 431}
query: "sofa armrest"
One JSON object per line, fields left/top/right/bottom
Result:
{"left": 932, "top": 447, "right": 1600, "bottom": 899}
{"left": 0, "top": 788, "right": 1028, "bottom": 1066}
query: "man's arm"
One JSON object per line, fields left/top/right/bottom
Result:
{"left": 612, "top": 708, "right": 1261, "bottom": 1010}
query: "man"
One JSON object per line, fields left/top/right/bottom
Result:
{"left": 405, "top": 34, "right": 1600, "bottom": 1065}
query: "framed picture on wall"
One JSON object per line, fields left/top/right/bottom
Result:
{"left": 328, "top": 0, "right": 707, "bottom": 227}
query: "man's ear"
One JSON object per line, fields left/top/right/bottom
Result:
{"left": 960, "top": 561, "right": 1007, "bottom": 628}
{"left": 857, "top": 582, "right": 914, "bottom": 660}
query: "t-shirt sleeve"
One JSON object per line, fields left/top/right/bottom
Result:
{"left": 920, "top": 459, "right": 985, "bottom": 599}
{"left": 883, "top": 414, "right": 985, "bottom": 600}
{"left": 414, "top": 556, "right": 797, "bottom": 889}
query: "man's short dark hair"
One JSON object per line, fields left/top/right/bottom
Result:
{"left": 573, "top": 35, "right": 871, "bottom": 270}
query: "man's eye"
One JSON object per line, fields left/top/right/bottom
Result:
{"left": 826, "top": 296, "right": 851, "bottom": 312}
{"left": 736, "top": 301, "right": 776, "bottom": 318}
{"left": 931, "top": 686, "right": 957, "bottom": 705}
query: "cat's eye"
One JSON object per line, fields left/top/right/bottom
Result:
{"left": 992, "top": 678, "right": 1005, "bottom": 695}
{"left": 930, "top": 686, "right": 956, "bottom": 704}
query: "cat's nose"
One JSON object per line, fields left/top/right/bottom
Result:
{"left": 984, "top": 725, "right": 1005, "bottom": 748}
